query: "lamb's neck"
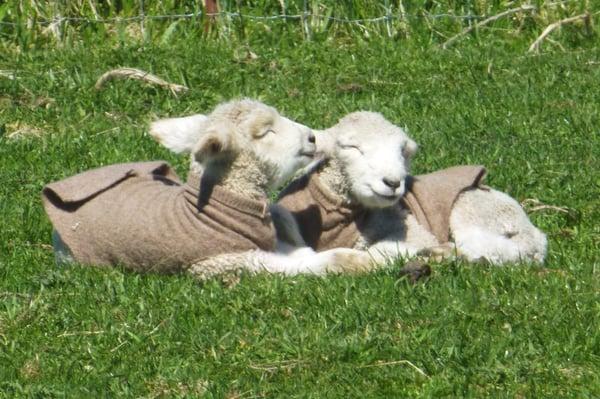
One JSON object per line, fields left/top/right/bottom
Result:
{"left": 317, "top": 158, "right": 354, "bottom": 206}
{"left": 192, "top": 152, "right": 270, "bottom": 201}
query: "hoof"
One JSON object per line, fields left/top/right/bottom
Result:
{"left": 417, "top": 243, "right": 457, "bottom": 262}
{"left": 327, "top": 250, "right": 374, "bottom": 274}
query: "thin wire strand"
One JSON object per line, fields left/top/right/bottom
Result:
{"left": 0, "top": 1, "right": 585, "bottom": 28}
{"left": 0, "top": 11, "right": 490, "bottom": 28}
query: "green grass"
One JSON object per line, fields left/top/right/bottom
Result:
{"left": 1, "top": 7, "right": 600, "bottom": 397}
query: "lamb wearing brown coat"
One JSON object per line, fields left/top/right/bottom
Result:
{"left": 43, "top": 100, "right": 373, "bottom": 279}
{"left": 277, "top": 111, "right": 547, "bottom": 265}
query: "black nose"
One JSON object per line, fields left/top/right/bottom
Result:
{"left": 383, "top": 177, "right": 401, "bottom": 189}
{"left": 308, "top": 133, "right": 316, "bottom": 144}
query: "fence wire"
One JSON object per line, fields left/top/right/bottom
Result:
{"left": 0, "top": 10, "right": 501, "bottom": 28}
{"left": 0, "top": 0, "right": 587, "bottom": 44}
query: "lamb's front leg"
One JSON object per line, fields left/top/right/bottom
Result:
{"left": 366, "top": 237, "right": 461, "bottom": 264}
{"left": 364, "top": 239, "right": 424, "bottom": 264}
{"left": 361, "top": 209, "right": 447, "bottom": 264}
{"left": 270, "top": 203, "right": 309, "bottom": 248}
{"left": 187, "top": 247, "right": 376, "bottom": 280}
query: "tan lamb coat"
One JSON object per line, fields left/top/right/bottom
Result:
{"left": 42, "top": 161, "right": 276, "bottom": 272}
{"left": 277, "top": 165, "right": 486, "bottom": 250}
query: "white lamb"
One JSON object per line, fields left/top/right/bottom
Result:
{"left": 277, "top": 111, "right": 547, "bottom": 265}
{"left": 43, "top": 99, "right": 373, "bottom": 279}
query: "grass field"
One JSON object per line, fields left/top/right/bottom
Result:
{"left": 1, "top": 2, "right": 600, "bottom": 397}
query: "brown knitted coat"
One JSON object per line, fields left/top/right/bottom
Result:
{"left": 42, "top": 161, "right": 276, "bottom": 272}
{"left": 277, "top": 172, "right": 368, "bottom": 251}
{"left": 277, "top": 165, "right": 486, "bottom": 250}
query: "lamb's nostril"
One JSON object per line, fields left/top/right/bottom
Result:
{"left": 383, "top": 177, "right": 401, "bottom": 189}
{"left": 308, "top": 133, "right": 316, "bottom": 144}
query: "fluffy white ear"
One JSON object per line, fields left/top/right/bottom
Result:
{"left": 315, "top": 129, "right": 336, "bottom": 157}
{"left": 192, "top": 119, "right": 237, "bottom": 163}
{"left": 403, "top": 138, "right": 418, "bottom": 158}
{"left": 149, "top": 114, "right": 208, "bottom": 154}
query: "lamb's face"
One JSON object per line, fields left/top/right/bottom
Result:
{"left": 237, "top": 102, "right": 316, "bottom": 189}
{"left": 328, "top": 111, "right": 417, "bottom": 209}
{"left": 149, "top": 99, "right": 316, "bottom": 190}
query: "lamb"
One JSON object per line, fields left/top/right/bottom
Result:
{"left": 277, "top": 111, "right": 547, "bottom": 265}
{"left": 43, "top": 99, "right": 373, "bottom": 279}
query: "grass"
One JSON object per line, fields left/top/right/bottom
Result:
{"left": 1, "top": 3, "right": 600, "bottom": 397}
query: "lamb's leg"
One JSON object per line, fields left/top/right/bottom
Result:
{"left": 365, "top": 240, "right": 457, "bottom": 264}
{"left": 362, "top": 210, "right": 450, "bottom": 264}
{"left": 187, "top": 246, "right": 376, "bottom": 280}
{"left": 269, "top": 203, "right": 309, "bottom": 249}
{"left": 415, "top": 243, "right": 461, "bottom": 262}
{"left": 450, "top": 188, "right": 548, "bottom": 264}
{"left": 365, "top": 240, "right": 424, "bottom": 264}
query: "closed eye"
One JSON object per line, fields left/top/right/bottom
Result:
{"left": 254, "top": 128, "right": 276, "bottom": 139}
{"left": 340, "top": 144, "right": 363, "bottom": 154}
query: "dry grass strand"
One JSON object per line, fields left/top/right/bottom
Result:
{"left": 521, "top": 198, "right": 571, "bottom": 214}
{"left": 528, "top": 12, "right": 592, "bottom": 53}
{"left": 441, "top": 5, "right": 537, "bottom": 49}
{"left": 6, "top": 122, "right": 45, "bottom": 139}
{"left": 358, "top": 359, "right": 429, "bottom": 378}
{"left": 0, "top": 70, "right": 16, "bottom": 80}
{"left": 94, "top": 67, "right": 189, "bottom": 95}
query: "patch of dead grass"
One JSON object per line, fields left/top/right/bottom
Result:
{"left": 5, "top": 122, "right": 46, "bottom": 140}
{"left": 145, "top": 378, "right": 209, "bottom": 398}
{"left": 20, "top": 355, "right": 41, "bottom": 380}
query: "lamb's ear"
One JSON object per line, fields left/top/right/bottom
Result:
{"left": 192, "top": 120, "right": 236, "bottom": 162}
{"left": 403, "top": 138, "right": 418, "bottom": 158}
{"left": 149, "top": 114, "right": 208, "bottom": 154}
{"left": 315, "top": 129, "right": 336, "bottom": 157}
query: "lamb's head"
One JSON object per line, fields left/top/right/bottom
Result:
{"left": 150, "top": 99, "right": 316, "bottom": 191}
{"left": 319, "top": 111, "right": 418, "bottom": 209}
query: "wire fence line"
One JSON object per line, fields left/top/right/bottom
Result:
{"left": 2, "top": 0, "right": 592, "bottom": 49}
{"left": 1, "top": 0, "right": 584, "bottom": 28}
{"left": 0, "top": 10, "right": 524, "bottom": 28}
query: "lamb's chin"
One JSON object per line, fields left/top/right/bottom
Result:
{"left": 369, "top": 198, "right": 400, "bottom": 209}
{"left": 354, "top": 191, "right": 399, "bottom": 209}
{"left": 273, "top": 163, "right": 304, "bottom": 188}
